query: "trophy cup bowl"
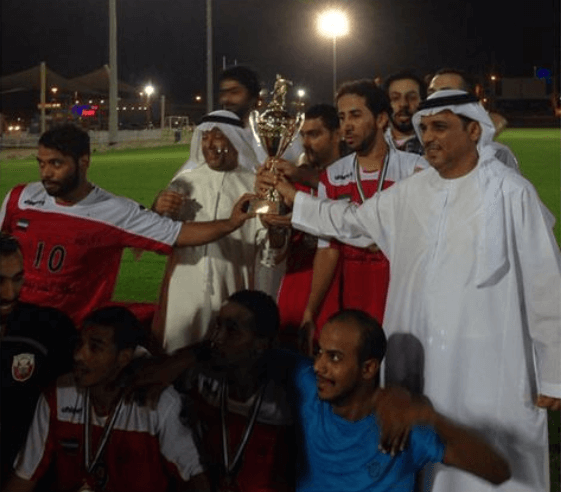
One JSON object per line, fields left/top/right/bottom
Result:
{"left": 248, "top": 76, "right": 305, "bottom": 214}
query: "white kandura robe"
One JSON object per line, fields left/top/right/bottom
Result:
{"left": 156, "top": 165, "right": 268, "bottom": 353}
{"left": 292, "top": 154, "right": 561, "bottom": 492}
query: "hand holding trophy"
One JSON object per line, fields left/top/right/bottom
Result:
{"left": 248, "top": 75, "right": 305, "bottom": 214}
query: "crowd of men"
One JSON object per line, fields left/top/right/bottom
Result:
{"left": 1, "top": 64, "right": 559, "bottom": 492}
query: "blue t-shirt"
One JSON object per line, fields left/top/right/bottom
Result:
{"left": 292, "top": 358, "right": 445, "bottom": 492}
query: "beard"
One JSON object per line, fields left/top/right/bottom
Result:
{"left": 42, "top": 169, "right": 80, "bottom": 197}
{"left": 391, "top": 112, "right": 414, "bottom": 133}
{"left": 355, "top": 126, "right": 377, "bottom": 155}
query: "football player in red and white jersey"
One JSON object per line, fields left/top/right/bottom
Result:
{"left": 0, "top": 124, "right": 255, "bottom": 325}
{"left": 5, "top": 306, "right": 210, "bottom": 492}
{"left": 299, "top": 81, "right": 427, "bottom": 350}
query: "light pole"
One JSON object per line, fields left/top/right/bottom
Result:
{"left": 317, "top": 9, "right": 349, "bottom": 97}
{"left": 144, "top": 84, "right": 155, "bottom": 128}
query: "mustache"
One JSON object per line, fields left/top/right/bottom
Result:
{"left": 394, "top": 110, "right": 412, "bottom": 118}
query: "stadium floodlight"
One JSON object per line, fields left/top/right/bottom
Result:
{"left": 317, "top": 9, "right": 349, "bottom": 96}
{"left": 297, "top": 88, "right": 306, "bottom": 98}
{"left": 144, "top": 84, "right": 155, "bottom": 128}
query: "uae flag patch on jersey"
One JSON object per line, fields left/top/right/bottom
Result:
{"left": 12, "top": 353, "right": 35, "bottom": 382}
{"left": 16, "top": 219, "right": 29, "bottom": 230}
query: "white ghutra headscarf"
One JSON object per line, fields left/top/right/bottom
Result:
{"left": 174, "top": 110, "right": 260, "bottom": 176}
{"left": 412, "top": 90, "right": 512, "bottom": 288}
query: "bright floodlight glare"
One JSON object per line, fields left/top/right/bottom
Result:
{"left": 318, "top": 9, "right": 349, "bottom": 38}
{"left": 297, "top": 89, "right": 306, "bottom": 98}
{"left": 144, "top": 84, "right": 155, "bottom": 96}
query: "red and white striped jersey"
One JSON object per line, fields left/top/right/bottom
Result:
{"left": 13, "top": 375, "right": 204, "bottom": 491}
{"left": 1, "top": 183, "right": 182, "bottom": 324}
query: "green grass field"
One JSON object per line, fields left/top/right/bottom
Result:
{"left": 1, "top": 129, "right": 560, "bottom": 490}
{"left": 2, "top": 129, "right": 559, "bottom": 303}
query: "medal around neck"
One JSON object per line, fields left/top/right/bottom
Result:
{"left": 248, "top": 74, "right": 305, "bottom": 214}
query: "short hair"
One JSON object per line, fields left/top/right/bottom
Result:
{"left": 382, "top": 71, "right": 427, "bottom": 100}
{"left": 82, "top": 306, "right": 145, "bottom": 351}
{"left": 0, "top": 232, "right": 21, "bottom": 257}
{"left": 38, "top": 124, "right": 90, "bottom": 164}
{"left": 336, "top": 80, "right": 391, "bottom": 118}
{"left": 327, "top": 309, "right": 387, "bottom": 364}
{"left": 305, "top": 104, "right": 340, "bottom": 132}
{"left": 219, "top": 66, "right": 261, "bottom": 99}
{"left": 432, "top": 68, "right": 477, "bottom": 95}
{"left": 228, "top": 290, "right": 279, "bottom": 340}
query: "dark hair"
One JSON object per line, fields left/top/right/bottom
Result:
{"left": 382, "top": 71, "right": 427, "bottom": 100}
{"left": 0, "top": 232, "right": 21, "bottom": 257}
{"left": 38, "top": 124, "right": 90, "bottom": 164}
{"left": 327, "top": 309, "right": 387, "bottom": 364}
{"left": 432, "top": 68, "right": 477, "bottom": 94}
{"left": 82, "top": 306, "right": 145, "bottom": 351}
{"left": 228, "top": 290, "right": 279, "bottom": 340}
{"left": 305, "top": 104, "right": 340, "bottom": 132}
{"left": 219, "top": 66, "right": 261, "bottom": 99}
{"left": 336, "top": 80, "right": 391, "bottom": 118}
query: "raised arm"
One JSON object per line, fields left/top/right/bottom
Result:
{"left": 174, "top": 193, "right": 256, "bottom": 247}
{"left": 127, "top": 341, "right": 212, "bottom": 396}
{"left": 275, "top": 176, "right": 379, "bottom": 250}
{"left": 373, "top": 388, "right": 511, "bottom": 485}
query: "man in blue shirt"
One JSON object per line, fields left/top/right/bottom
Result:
{"left": 130, "top": 297, "right": 511, "bottom": 491}
{"left": 293, "top": 309, "right": 511, "bottom": 491}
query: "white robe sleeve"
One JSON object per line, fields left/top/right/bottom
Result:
{"left": 512, "top": 184, "right": 561, "bottom": 398}
{"left": 291, "top": 189, "right": 391, "bottom": 251}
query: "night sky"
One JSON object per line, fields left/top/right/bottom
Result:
{"left": 1, "top": 0, "right": 558, "bottom": 105}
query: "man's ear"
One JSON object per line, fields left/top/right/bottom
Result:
{"left": 362, "top": 358, "right": 380, "bottom": 381}
{"left": 467, "top": 121, "right": 482, "bottom": 143}
{"left": 78, "top": 154, "right": 90, "bottom": 174}
{"left": 376, "top": 112, "right": 389, "bottom": 131}
{"left": 332, "top": 128, "right": 342, "bottom": 143}
{"left": 117, "top": 348, "right": 134, "bottom": 369}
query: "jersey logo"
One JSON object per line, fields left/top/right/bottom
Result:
{"left": 333, "top": 171, "right": 353, "bottom": 181}
{"left": 59, "top": 438, "right": 80, "bottom": 452}
{"left": 367, "top": 458, "right": 383, "bottom": 481}
{"left": 61, "top": 405, "right": 83, "bottom": 414}
{"left": 23, "top": 199, "right": 45, "bottom": 206}
{"left": 16, "top": 219, "right": 29, "bottom": 230}
{"left": 12, "top": 353, "right": 35, "bottom": 382}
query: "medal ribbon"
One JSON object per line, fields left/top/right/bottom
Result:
{"left": 83, "top": 389, "right": 124, "bottom": 475}
{"left": 220, "top": 379, "right": 266, "bottom": 477}
{"left": 354, "top": 151, "right": 390, "bottom": 204}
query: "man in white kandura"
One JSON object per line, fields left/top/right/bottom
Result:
{"left": 152, "top": 110, "right": 275, "bottom": 353}
{"left": 275, "top": 89, "right": 561, "bottom": 492}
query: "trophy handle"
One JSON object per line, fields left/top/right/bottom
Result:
{"left": 289, "top": 111, "right": 306, "bottom": 146}
{"left": 248, "top": 110, "right": 262, "bottom": 150}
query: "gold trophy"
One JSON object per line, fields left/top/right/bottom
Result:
{"left": 248, "top": 74, "right": 305, "bottom": 214}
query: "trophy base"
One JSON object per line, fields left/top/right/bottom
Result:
{"left": 247, "top": 198, "right": 281, "bottom": 215}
